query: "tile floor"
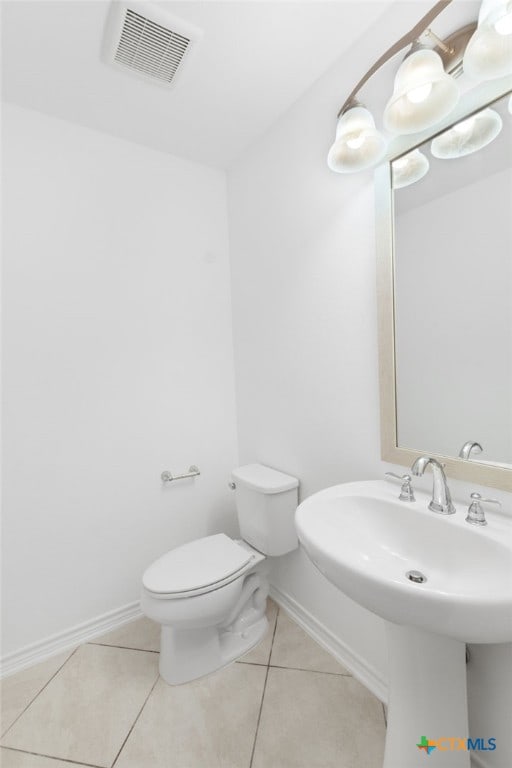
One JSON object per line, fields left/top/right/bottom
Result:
{"left": 1, "top": 600, "right": 386, "bottom": 768}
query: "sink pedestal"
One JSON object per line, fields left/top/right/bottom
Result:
{"left": 384, "top": 623, "right": 470, "bottom": 768}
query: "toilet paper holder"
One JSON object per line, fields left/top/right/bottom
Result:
{"left": 161, "top": 465, "right": 200, "bottom": 483}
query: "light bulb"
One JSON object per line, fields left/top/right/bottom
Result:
{"left": 406, "top": 83, "right": 433, "bottom": 104}
{"left": 452, "top": 116, "right": 476, "bottom": 135}
{"left": 346, "top": 134, "right": 365, "bottom": 149}
{"left": 431, "top": 108, "right": 502, "bottom": 158}
{"left": 392, "top": 149, "right": 429, "bottom": 188}
{"left": 393, "top": 157, "right": 409, "bottom": 170}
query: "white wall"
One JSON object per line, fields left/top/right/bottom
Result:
{"left": 228, "top": 1, "right": 393, "bottom": 698}
{"left": 227, "top": 9, "right": 512, "bottom": 768}
{"left": 1, "top": 104, "right": 238, "bottom": 657}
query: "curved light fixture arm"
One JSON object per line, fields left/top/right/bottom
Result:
{"left": 337, "top": 0, "right": 453, "bottom": 117}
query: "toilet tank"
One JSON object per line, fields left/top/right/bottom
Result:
{"left": 231, "top": 464, "right": 299, "bottom": 556}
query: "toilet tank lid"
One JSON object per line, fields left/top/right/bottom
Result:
{"left": 232, "top": 464, "right": 298, "bottom": 494}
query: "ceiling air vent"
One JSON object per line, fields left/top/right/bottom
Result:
{"left": 104, "top": 2, "right": 202, "bottom": 86}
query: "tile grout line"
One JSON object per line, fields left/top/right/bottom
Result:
{"left": 267, "top": 606, "right": 280, "bottom": 670}
{"left": 248, "top": 666, "right": 270, "bottom": 768}
{"left": 110, "top": 673, "right": 160, "bottom": 768}
{"left": 0, "top": 745, "right": 104, "bottom": 768}
{"left": 267, "top": 663, "right": 352, "bottom": 677}
{"left": 0, "top": 646, "right": 80, "bottom": 740}
{"left": 87, "top": 642, "right": 159, "bottom": 654}
{"left": 248, "top": 606, "right": 280, "bottom": 768}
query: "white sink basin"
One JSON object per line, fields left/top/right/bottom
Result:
{"left": 296, "top": 479, "right": 512, "bottom": 643}
{"left": 296, "top": 479, "right": 512, "bottom": 768}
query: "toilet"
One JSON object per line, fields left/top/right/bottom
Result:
{"left": 141, "top": 463, "right": 299, "bottom": 685}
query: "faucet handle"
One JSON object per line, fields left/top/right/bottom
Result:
{"left": 465, "top": 492, "right": 502, "bottom": 526}
{"left": 385, "top": 472, "right": 415, "bottom": 502}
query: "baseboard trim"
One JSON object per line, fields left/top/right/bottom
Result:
{"left": 1, "top": 601, "right": 143, "bottom": 678}
{"left": 269, "top": 585, "right": 388, "bottom": 703}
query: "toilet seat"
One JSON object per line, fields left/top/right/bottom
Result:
{"left": 142, "top": 534, "right": 263, "bottom": 599}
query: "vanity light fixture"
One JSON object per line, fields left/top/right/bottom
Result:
{"left": 328, "top": 0, "right": 511, "bottom": 174}
{"left": 392, "top": 149, "right": 430, "bottom": 188}
{"left": 463, "top": 0, "right": 512, "bottom": 80}
{"left": 431, "top": 107, "right": 503, "bottom": 158}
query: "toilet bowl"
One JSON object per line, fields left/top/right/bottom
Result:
{"left": 141, "top": 463, "right": 299, "bottom": 685}
{"left": 142, "top": 536, "right": 269, "bottom": 684}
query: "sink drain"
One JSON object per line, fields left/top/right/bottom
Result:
{"left": 406, "top": 570, "right": 427, "bottom": 583}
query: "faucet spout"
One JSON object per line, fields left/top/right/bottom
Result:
{"left": 411, "top": 456, "right": 456, "bottom": 515}
{"left": 459, "top": 441, "right": 483, "bottom": 460}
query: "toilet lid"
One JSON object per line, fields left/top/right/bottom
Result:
{"left": 142, "top": 534, "right": 254, "bottom": 596}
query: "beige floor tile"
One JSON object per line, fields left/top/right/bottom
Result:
{"left": 0, "top": 748, "right": 92, "bottom": 768}
{"left": 92, "top": 616, "right": 160, "bottom": 652}
{"left": 1, "top": 644, "right": 158, "bottom": 768}
{"left": 239, "top": 598, "right": 278, "bottom": 665}
{"left": 1, "top": 651, "right": 74, "bottom": 736}
{"left": 270, "top": 611, "right": 349, "bottom": 674}
{"left": 115, "top": 662, "right": 267, "bottom": 768}
{"left": 252, "top": 667, "right": 386, "bottom": 768}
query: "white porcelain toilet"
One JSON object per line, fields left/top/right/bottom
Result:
{"left": 141, "top": 463, "right": 299, "bottom": 685}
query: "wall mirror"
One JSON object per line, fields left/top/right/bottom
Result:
{"left": 376, "top": 78, "right": 512, "bottom": 492}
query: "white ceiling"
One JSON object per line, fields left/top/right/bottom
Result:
{"left": 1, "top": 0, "right": 395, "bottom": 168}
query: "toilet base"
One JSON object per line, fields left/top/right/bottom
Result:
{"left": 159, "top": 614, "right": 268, "bottom": 685}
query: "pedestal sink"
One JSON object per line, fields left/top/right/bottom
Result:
{"left": 295, "top": 480, "right": 512, "bottom": 768}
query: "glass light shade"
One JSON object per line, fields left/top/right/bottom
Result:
{"left": 463, "top": 0, "right": 512, "bottom": 80}
{"left": 431, "top": 108, "right": 502, "bottom": 158}
{"left": 327, "top": 106, "right": 387, "bottom": 173}
{"left": 383, "top": 49, "right": 459, "bottom": 135}
{"left": 392, "top": 149, "right": 430, "bottom": 188}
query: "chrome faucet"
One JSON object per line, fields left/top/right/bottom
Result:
{"left": 411, "top": 456, "right": 456, "bottom": 515}
{"left": 459, "top": 441, "right": 483, "bottom": 460}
